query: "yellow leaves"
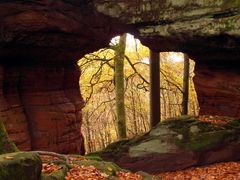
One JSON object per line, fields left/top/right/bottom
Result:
{"left": 107, "top": 167, "right": 113, "bottom": 172}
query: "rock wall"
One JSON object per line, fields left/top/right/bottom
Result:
{"left": 0, "top": 0, "right": 123, "bottom": 153}
{"left": 0, "top": 64, "right": 85, "bottom": 153}
{"left": 0, "top": 65, "right": 31, "bottom": 150}
{"left": 194, "top": 62, "right": 240, "bottom": 117}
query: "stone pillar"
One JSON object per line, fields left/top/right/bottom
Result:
{"left": 150, "top": 50, "right": 161, "bottom": 127}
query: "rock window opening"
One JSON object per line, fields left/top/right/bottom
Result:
{"left": 78, "top": 33, "right": 199, "bottom": 153}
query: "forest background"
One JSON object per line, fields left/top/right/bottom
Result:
{"left": 78, "top": 34, "right": 199, "bottom": 153}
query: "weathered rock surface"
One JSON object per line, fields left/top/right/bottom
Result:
{"left": 0, "top": 65, "right": 85, "bottom": 154}
{"left": 96, "top": 116, "right": 240, "bottom": 173}
{"left": 1, "top": 0, "right": 240, "bottom": 153}
{"left": 0, "top": 152, "right": 42, "bottom": 180}
{"left": 195, "top": 64, "right": 240, "bottom": 117}
{"left": 0, "top": 0, "right": 124, "bottom": 153}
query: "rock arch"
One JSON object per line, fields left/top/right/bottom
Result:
{"left": 0, "top": 0, "right": 240, "bottom": 153}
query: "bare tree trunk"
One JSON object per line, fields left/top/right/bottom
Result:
{"left": 115, "top": 33, "right": 127, "bottom": 139}
{"left": 131, "top": 91, "right": 138, "bottom": 134}
{"left": 85, "top": 112, "right": 92, "bottom": 152}
{"left": 182, "top": 54, "right": 190, "bottom": 115}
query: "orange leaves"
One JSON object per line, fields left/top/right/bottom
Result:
{"left": 158, "top": 161, "right": 240, "bottom": 180}
{"left": 198, "top": 115, "right": 234, "bottom": 126}
{"left": 40, "top": 155, "right": 61, "bottom": 162}
{"left": 117, "top": 171, "right": 144, "bottom": 180}
{"left": 65, "top": 165, "right": 108, "bottom": 180}
{"left": 68, "top": 156, "right": 86, "bottom": 163}
{"left": 42, "top": 163, "right": 62, "bottom": 174}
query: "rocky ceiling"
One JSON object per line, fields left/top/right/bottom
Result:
{"left": 0, "top": 0, "right": 240, "bottom": 153}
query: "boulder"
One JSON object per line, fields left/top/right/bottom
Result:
{"left": 0, "top": 152, "right": 42, "bottom": 180}
{"left": 97, "top": 116, "right": 240, "bottom": 173}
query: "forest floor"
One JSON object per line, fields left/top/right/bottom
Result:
{"left": 157, "top": 161, "right": 240, "bottom": 180}
{"left": 41, "top": 153, "right": 240, "bottom": 179}
{"left": 41, "top": 115, "right": 240, "bottom": 179}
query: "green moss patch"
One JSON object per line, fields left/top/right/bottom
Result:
{"left": 0, "top": 120, "right": 18, "bottom": 155}
{"left": 74, "top": 159, "right": 122, "bottom": 176}
{"left": 41, "top": 164, "right": 68, "bottom": 180}
{"left": 169, "top": 116, "right": 239, "bottom": 151}
{"left": 0, "top": 152, "right": 42, "bottom": 180}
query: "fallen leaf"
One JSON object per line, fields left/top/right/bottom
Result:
{"left": 4, "top": 156, "right": 14, "bottom": 160}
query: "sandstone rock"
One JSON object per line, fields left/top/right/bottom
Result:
{"left": 194, "top": 64, "right": 240, "bottom": 117}
{"left": 0, "top": 0, "right": 240, "bottom": 154}
{"left": 0, "top": 0, "right": 124, "bottom": 154}
{"left": 0, "top": 152, "right": 42, "bottom": 180}
{"left": 0, "top": 65, "right": 85, "bottom": 154}
{"left": 97, "top": 116, "right": 240, "bottom": 173}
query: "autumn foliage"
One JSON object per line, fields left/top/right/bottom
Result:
{"left": 40, "top": 154, "right": 148, "bottom": 180}
{"left": 158, "top": 161, "right": 240, "bottom": 180}
{"left": 198, "top": 115, "right": 234, "bottom": 126}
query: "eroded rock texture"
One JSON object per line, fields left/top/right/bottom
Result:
{"left": 0, "top": 0, "right": 240, "bottom": 153}
{"left": 0, "top": 64, "right": 85, "bottom": 153}
{"left": 195, "top": 63, "right": 240, "bottom": 117}
{"left": 97, "top": 116, "right": 240, "bottom": 173}
{"left": 0, "top": 0, "right": 123, "bottom": 153}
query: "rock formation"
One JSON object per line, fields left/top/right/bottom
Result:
{"left": 0, "top": 0, "right": 240, "bottom": 153}
{"left": 0, "top": 152, "right": 42, "bottom": 180}
{"left": 96, "top": 116, "right": 240, "bottom": 173}
{"left": 93, "top": 0, "right": 240, "bottom": 117}
{"left": 0, "top": 0, "right": 124, "bottom": 153}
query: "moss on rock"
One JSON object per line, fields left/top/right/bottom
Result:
{"left": 0, "top": 120, "right": 18, "bottom": 155}
{"left": 170, "top": 116, "right": 239, "bottom": 151}
{"left": 74, "top": 159, "right": 122, "bottom": 176}
{"left": 41, "top": 164, "right": 68, "bottom": 180}
{"left": 0, "top": 152, "right": 42, "bottom": 180}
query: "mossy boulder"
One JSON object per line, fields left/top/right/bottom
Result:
{"left": 0, "top": 120, "right": 18, "bottom": 154}
{"left": 97, "top": 116, "right": 240, "bottom": 173}
{"left": 0, "top": 152, "right": 42, "bottom": 180}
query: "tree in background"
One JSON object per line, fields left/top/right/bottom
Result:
{"left": 78, "top": 34, "right": 199, "bottom": 153}
{"left": 114, "top": 34, "right": 127, "bottom": 139}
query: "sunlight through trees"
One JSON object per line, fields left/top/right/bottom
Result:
{"left": 78, "top": 34, "right": 199, "bottom": 153}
